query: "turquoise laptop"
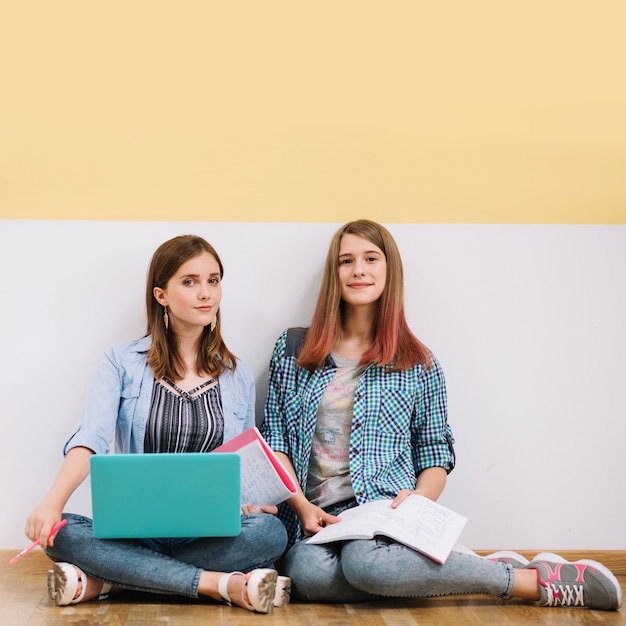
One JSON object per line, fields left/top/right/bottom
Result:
{"left": 90, "top": 453, "right": 241, "bottom": 538}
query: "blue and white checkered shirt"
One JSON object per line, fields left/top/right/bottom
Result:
{"left": 261, "top": 328, "right": 455, "bottom": 546}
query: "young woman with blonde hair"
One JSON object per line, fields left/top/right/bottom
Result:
{"left": 261, "top": 219, "right": 621, "bottom": 611}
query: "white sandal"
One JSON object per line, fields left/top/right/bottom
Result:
{"left": 218, "top": 569, "right": 278, "bottom": 613}
{"left": 47, "top": 562, "right": 112, "bottom": 606}
{"left": 273, "top": 575, "right": 291, "bottom": 607}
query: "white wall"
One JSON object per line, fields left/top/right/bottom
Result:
{"left": 1, "top": 220, "right": 625, "bottom": 550}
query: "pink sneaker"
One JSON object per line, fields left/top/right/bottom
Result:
{"left": 526, "top": 554, "right": 622, "bottom": 610}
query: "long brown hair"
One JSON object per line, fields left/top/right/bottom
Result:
{"left": 145, "top": 235, "right": 236, "bottom": 379}
{"left": 297, "top": 220, "right": 431, "bottom": 371}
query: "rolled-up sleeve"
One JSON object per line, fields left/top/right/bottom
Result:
{"left": 412, "top": 356, "right": 456, "bottom": 474}
{"left": 63, "top": 347, "right": 123, "bottom": 456}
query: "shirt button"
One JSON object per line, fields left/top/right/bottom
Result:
{"left": 352, "top": 448, "right": 359, "bottom": 455}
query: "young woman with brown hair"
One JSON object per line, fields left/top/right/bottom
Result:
{"left": 25, "top": 235, "right": 288, "bottom": 613}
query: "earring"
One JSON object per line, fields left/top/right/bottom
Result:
{"left": 163, "top": 306, "right": 169, "bottom": 331}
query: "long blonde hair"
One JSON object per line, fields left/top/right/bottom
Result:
{"left": 297, "top": 220, "right": 431, "bottom": 371}
{"left": 145, "top": 235, "right": 236, "bottom": 379}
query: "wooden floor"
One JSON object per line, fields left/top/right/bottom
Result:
{"left": 2, "top": 550, "right": 624, "bottom": 625}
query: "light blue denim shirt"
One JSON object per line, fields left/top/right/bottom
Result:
{"left": 63, "top": 335, "right": 255, "bottom": 455}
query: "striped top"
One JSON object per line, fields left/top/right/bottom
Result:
{"left": 143, "top": 377, "right": 225, "bottom": 453}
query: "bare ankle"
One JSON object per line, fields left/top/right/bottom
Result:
{"left": 511, "top": 568, "right": 541, "bottom": 601}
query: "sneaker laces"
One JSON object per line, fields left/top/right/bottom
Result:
{"left": 543, "top": 581, "right": 585, "bottom": 607}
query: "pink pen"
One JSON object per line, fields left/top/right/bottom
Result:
{"left": 9, "top": 519, "right": 68, "bottom": 565}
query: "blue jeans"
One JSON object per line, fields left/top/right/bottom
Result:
{"left": 285, "top": 540, "right": 516, "bottom": 602}
{"left": 45, "top": 512, "right": 288, "bottom": 598}
{"left": 283, "top": 499, "right": 515, "bottom": 603}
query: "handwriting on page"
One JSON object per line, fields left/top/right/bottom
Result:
{"left": 378, "top": 497, "right": 461, "bottom": 556}
{"left": 307, "top": 495, "right": 467, "bottom": 564}
{"left": 237, "top": 441, "right": 292, "bottom": 506}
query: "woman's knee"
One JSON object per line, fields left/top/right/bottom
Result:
{"left": 284, "top": 541, "right": 327, "bottom": 581}
{"left": 283, "top": 542, "right": 344, "bottom": 601}
{"left": 45, "top": 513, "right": 95, "bottom": 561}
{"left": 285, "top": 541, "right": 379, "bottom": 602}
{"left": 341, "top": 540, "right": 393, "bottom": 593}
{"left": 242, "top": 514, "right": 288, "bottom": 557}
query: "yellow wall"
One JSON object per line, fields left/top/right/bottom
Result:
{"left": 2, "top": 1, "right": 625, "bottom": 223}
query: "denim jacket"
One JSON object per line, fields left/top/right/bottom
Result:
{"left": 63, "top": 335, "right": 255, "bottom": 455}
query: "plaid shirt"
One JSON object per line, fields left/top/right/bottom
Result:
{"left": 261, "top": 329, "right": 455, "bottom": 546}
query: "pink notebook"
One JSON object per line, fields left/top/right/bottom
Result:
{"left": 214, "top": 427, "right": 298, "bottom": 506}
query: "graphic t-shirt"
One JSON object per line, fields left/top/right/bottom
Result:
{"left": 305, "top": 353, "right": 361, "bottom": 507}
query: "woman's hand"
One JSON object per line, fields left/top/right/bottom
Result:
{"left": 241, "top": 503, "right": 279, "bottom": 515}
{"left": 390, "top": 488, "right": 419, "bottom": 509}
{"left": 297, "top": 502, "right": 341, "bottom": 537}
{"left": 25, "top": 503, "right": 63, "bottom": 548}
{"left": 24, "top": 447, "right": 94, "bottom": 548}
{"left": 391, "top": 467, "right": 448, "bottom": 509}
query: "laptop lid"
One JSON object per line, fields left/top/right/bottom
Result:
{"left": 90, "top": 453, "right": 241, "bottom": 538}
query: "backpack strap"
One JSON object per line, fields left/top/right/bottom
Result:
{"left": 285, "top": 327, "right": 308, "bottom": 358}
